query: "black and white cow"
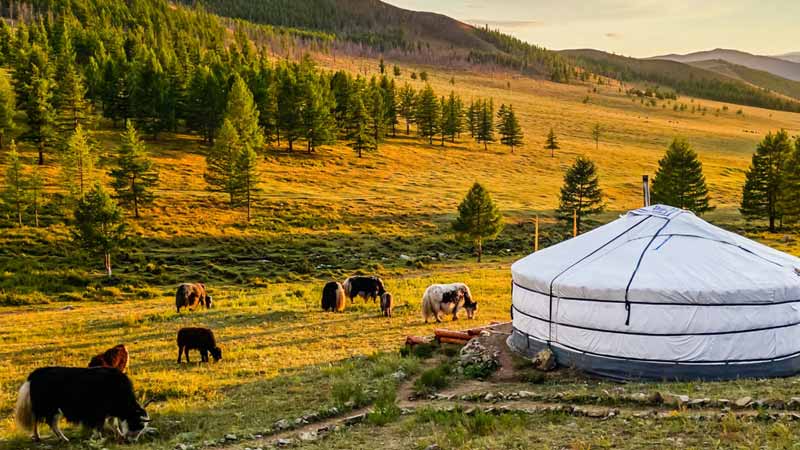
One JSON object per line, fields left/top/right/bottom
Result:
{"left": 342, "top": 276, "right": 386, "bottom": 303}
{"left": 15, "top": 367, "right": 151, "bottom": 442}
{"left": 421, "top": 283, "right": 477, "bottom": 323}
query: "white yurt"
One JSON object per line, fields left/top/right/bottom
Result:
{"left": 508, "top": 204, "right": 800, "bottom": 380}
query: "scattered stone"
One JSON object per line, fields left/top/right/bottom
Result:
{"left": 298, "top": 431, "right": 318, "bottom": 442}
{"left": 61, "top": 305, "right": 75, "bottom": 311}
{"left": 735, "top": 396, "right": 752, "bottom": 407}
{"left": 518, "top": 390, "right": 534, "bottom": 399}
{"left": 275, "top": 438, "right": 294, "bottom": 447}
{"left": 531, "top": 348, "right": 556, "bottom": 371}
{"left": 631, "top": 392, "right": 648, "bottom": 402}
{"left": 274, "top": 419, "right": 291, "bottom": 430}
{"left": 425, "top": 445, "right": 441, "bottom": 450}
{"left": 391, "top": 370, "right": 406, "bottom": 380}
{"left": 400, "top": 254, "right": 412, "bottom": 261}
{"left": 175, "top": 444, "right": 188, "bottom": 450}
{"left": 663, "top": 393, "right": 689, "bottom": 406}
{"left": 459, "top": 339, "right": 500, "bottom": 375}
{"left": 788, "top": 397, "right": 800, "bottom": 408}
{"left": 344, "top": 413, "right": 366, "bottom": 425}
{"left": 649, "top": 391, "right": 664, "bottom": 404}
{"left": 224, "top": 434, "right": 238, "bottom": 441}
{"left": 688, "top": 398, "right": 709, "bottom": 407}
{"left": 767, "top": 399, "right": 785, "bottom": 409}
{"left": 484, "top": 393, "right": 495, "bottom": 402}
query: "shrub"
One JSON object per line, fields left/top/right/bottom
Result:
{"left": 367, "top": 381, "right": 401, "bottom": 426}
{"left": 332, "top": 379, "right": 368, "bottom": 409}
{"left": 413, "top": 363, "right": 452, "bottom": 395}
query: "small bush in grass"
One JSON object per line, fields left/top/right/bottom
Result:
{"left": 462, "top": 360, "right": 497, "bottom": 380}
{"left": 518, "top": 371, "right": 546, "bottom": 384}
{"left": 413, "top": 362, "right": 453, "bottom": 395}
{"left": 404, "top": 343, "right": 435, "bottom": 359}
{"left": 332, "top": 378, "right": 368, "bottom": 409}
{"left": 367, "top": 381, "right": 401, "bottom": 426}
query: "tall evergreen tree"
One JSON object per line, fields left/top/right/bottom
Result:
{"left": 545, "top": 128, "right": 560, "bottom": 158}
{"left": 650, "top": 139, "right": 712, "bottom": 214}
{"left": 235, "top": 146, "right": 260, "bottom": 221}
{"left": 346, "top": 92, "right": 375, "bottom": 158}
{"left": 398, "top": 83, "right": 416, "bottom": 135}
{"left": 452, "top": 182, "right": 504, "bottom": 262}
{"left": 205, "top": 119, "right": 242, "bottom": 206}
{"left": 467, "top": 100, "right": 478, "bottom": 138}
{"left": 782, "top": 137, "right": 800, "bottom": 224}
{"left": 300, "top": 74, "right": 336, "bottom": 153}
{"left": 415, "top": 84, "right": 440, "bottom": 145}
{"left": 497, "top": 104, "right": 523, "bottom": 153}
{"left": 59, "top": 125, "right": 96, "bottom": 200}
{"left": 186, "top": 66, "right": 225, "bottom": 144}
{"left": 226, "top": 74, "right": 265, "bottom": 153}
{"left": 2, "top": 142, "right": 27, "bottom": 227}
{"left": 591, "top": 123, "right": 602, "bottom": 150}
{"left": 740, "top": 130, "right": 793, "bottom": 231}
{"left": 0, "top": 71, "right": 15, "bottom": 149}
{"left": 53, "top": 36, "right": 90, "bottom": 134}
{"left": 22, "top": 66, "right": 55, "bottom": 165}
{"left": 367, "top": 82, "right": 387, "bottom": 149}
{"left": 476, "top": 99, "right": 495, "bottom": 150}
{"left": 380, "top": 76, "right": 398, "bottom": 137}
{"left": 557, "top": 156, "right": 604, "bottom": 234}
{"left": 73, "top": 184, "right": 126, "bottom": 277}
{"left": 110, "top": 121, "right": 159, "bottom": 218}
{"left": 277, "top": 66, "right": 303, "bottom": 151}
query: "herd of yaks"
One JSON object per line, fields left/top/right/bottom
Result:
{"left": 12, "top": 277, "right": 478, "bottom": 443}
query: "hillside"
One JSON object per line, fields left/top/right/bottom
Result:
{"left": 776, "top": 52, "right": 800, "bottom": 63}
{"left": 688, "top": 59, "right": 800, "bottom": 101}
{"left": 653, "top": 48, "right": 800, "bottom": 81}
{"left": 175, "top": 0, "right": 572, "bottom": 81}
{"left": 561, "top": 49, "right": 800, "bottom": 112}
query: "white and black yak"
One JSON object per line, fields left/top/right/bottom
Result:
{"left": 421, "top": 283, "right": 477, "bottom": 323}
{"left": 175, "top": 282, "right": 212, "bottom": 313}
{"left": 14, "top": 367, "right": 151, "bottom": 442}
{"left": 177, "top": 327, "right": 222, "bottom": 363}
{"left": 88, "top": 344, "right": 129, "bottom": 373}
{"left": 342, "top": 276, "right": 386, "bottom": 303}
{"left": 321, "top": 281, "right": 346, "bottom": 312}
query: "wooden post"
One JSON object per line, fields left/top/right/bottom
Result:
{"left": 573, "top": 209, "right": 577, "bottom": 237}
{"left": 534, "top": 215, "right": 539, "bottom": 252}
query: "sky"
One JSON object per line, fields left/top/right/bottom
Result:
{"left": 383, "top": 0, "right": 799, "bottom": 58}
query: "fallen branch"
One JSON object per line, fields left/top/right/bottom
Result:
{"left": 438, "top": 336, "right": 471, "bottom": 346}
{"left": 434, "top": 329, "right": 472, "bottom": 340}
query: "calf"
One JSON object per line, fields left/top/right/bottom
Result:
{"left": 421, "top": 283, "right": 477, "bottom": 323}
{"left": 88, "top": 344, "right": 129, "bottom": 373}
{"left": 380, "top": 292, "right": 394, "bottom": 317}
{"left": 175, "top": 283, "right": 212, "bottom": 313}
{"left": 177, "top": 327, "right": 222, "bottom": 363}
{"left": 342, "top": 276, "right": 386, "bottom": 303}
{"left": 321, "top": 281, "right": 346, "bottom": 312}
{"left": 14, "top": 367, "right": 150, "bottom": 442}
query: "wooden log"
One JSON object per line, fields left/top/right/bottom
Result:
{"left": 434, "top": 329, "right": 472, "bottom": 340}
{"left": 438, "top": 336, "right": 470, "bottom": 346}
{"left": 405, "top": 336, "right": 429, "bottom": 346}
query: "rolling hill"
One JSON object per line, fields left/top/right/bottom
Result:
{"left": 653, "top": 48, "right": 800, "bottom": 82}
{"left": 776, "top": 52, "right": 800, "bottom": 64}
{"left": 561, "top": 49, "right": 800, "bottom": 112}
{"left": 687, "top": 59, "right": 800, "bottom": 101}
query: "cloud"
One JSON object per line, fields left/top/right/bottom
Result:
{"left": 466, "top": 19, "right": 544, "bottom": 29}
{"left": 605, "top": 32, "right": 622, "bottom": 39}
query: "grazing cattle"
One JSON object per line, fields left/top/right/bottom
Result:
{"left": 177, "top": 327, "right": 222, "bottom": 363}
{"left": 321, "top": 281, "right": 346, "bottom": 312}
{"left": 342, "top": 276, "right": 386, "bottom": 303}
{"left": 14, "top": 367, "right": 151, "bottom": 442}
{"left": 421, "top": 283, "right": 477, "bottom": 323}
{"left": 380, "top": 292, "right": 394, "bottom": 317}
{"left": 175, "top": 283, "right": 212, "bottom": 313}
{"left": 88, "top": 344, "right": 129, "bottom": 373}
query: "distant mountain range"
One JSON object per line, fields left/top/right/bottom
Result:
{"left": 650, "top": 48, "right": 800, "bottom": 81}
{"left": 775, "top": 52, "right": 800, "bottom": 64}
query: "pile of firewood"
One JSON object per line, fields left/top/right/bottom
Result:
{"left": 405, "top": 322, "right": 504, "bottom": 348}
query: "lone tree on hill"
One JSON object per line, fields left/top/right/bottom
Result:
{"left": 545, "top": 128, "right": 560, "bottom": 157}
{"left": 557, "top": 156, "right": 604, "bottom": 234}
{"left": 60, "top": 125, "right": 97, "bottom": 200}
{"left": 110, "top": 121, "right": 159, "bottom": 218}
{"left": 73, "top": 184, "right": 127, "bottom": 277}
{"left": 497, "top": 104, "right": 523, "bottom": 153}
{"left": 740, "top": 130, "right": 793, "bottom": 231}
{"left": 452, "top": 182, "right": 504, "bottom": 262}
{"left": 591, "top": 123, "right": 602, "bottom": 150}
{"left": 1, "top": 142, "right": 27, "bottom": 227}
{"left": 650, "top": 139, "right": 713, "bottom": 214}
{"left": 0, "top": 71, "right": 15, "bottom": 149}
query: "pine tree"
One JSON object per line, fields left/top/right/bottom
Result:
{"left": 59, "top": 125, "right": 96, "bottom": 200}
{"left": 226, "top": 74, "right": 265, "bottom": 153}
{"left": 545, "top": 128, "right": 560, "bottom": 158}
{"left": 205, "top": 119, "right": 242, "bottom": 206}
{"left": 650, "top": 139, "right": 712, "bottom": 214}
{"left": 557, "top": 156, "right": 604, "bottom": 234}
{"left": 73, "top": 183, "right": 126, "bottom": 277}
{"left": 380, "top": 76, "right": 398, "bottom": 137}
{"left": 367, "top": 82, "right": 387, "bottom": 149}
{"left": 467, "top": 100, "right": 478, "bottom": 138}
{"left": 438, "top": 95, "right": 448, "bottom": 147}
{"left": 53, "top": 37, "right": 90, "bottom": 134}
{"left": 300, "top": 75, "right": 336, "bottom": 153}
{"left": 1, "top": 142, "right": 27, "bottom": 227}
{"left": 442, "top": 91, "right": 464, "bottom": 143}
{"left": 235, "top": 145, "right": 260, "bottom": 221}
{"left": 415, "top": 84, "right": 440, "bottom": 145}
{"left": 476, "top": 99, "right": 495, "bottom": 150}
{"left": 23, "top": 66, "right": 55, "bottom": 165}
{"left": 452, "top": 182, "right": 504, "bottom": 262}
{"left": 346, "top": 92, "right": 375, "bottom": 158}
{"left": 782, "top": 137, "right": 800, "bottom": 224}
{"left": 591, "top": 123, "right": 602, "bottom": 150}
{"left": 741, "top": 130, "right": 793, "bottom": 231}
{"left": 186, "top": 66, "right": 225, "bottom": 144}
{"left": 277, "top": 66, "right": 303, "bottom": 151}
{"left": 110, "top": 121, "right": 159, "bottom": 218}
{"left": 498, "top": 104, "right": 523, "bottom": 153}
{"left": 0, "top": 71, "right": 14, "bottom": 149}
{"left": 398, "top": 83, "right": 415, "bottom": 135}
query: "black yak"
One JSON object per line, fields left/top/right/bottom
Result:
{"left": 14, "top": 367, "right": 151, "bottom": 442}
{"left": 342, "top": 276, "right": 386, "bottom": 303}
{"left": 321, "top": 281, "right": 346, "bottom": 312}
{"left": 177, "top": 327, "right": 222, "bottom": 363}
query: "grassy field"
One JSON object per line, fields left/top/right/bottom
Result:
{"left": 2, "top": 54, "right": 800, "bottom": 448}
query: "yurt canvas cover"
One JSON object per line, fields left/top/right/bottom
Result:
{"left": 508, "top": 205, "right": 800, "bottom": 380}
